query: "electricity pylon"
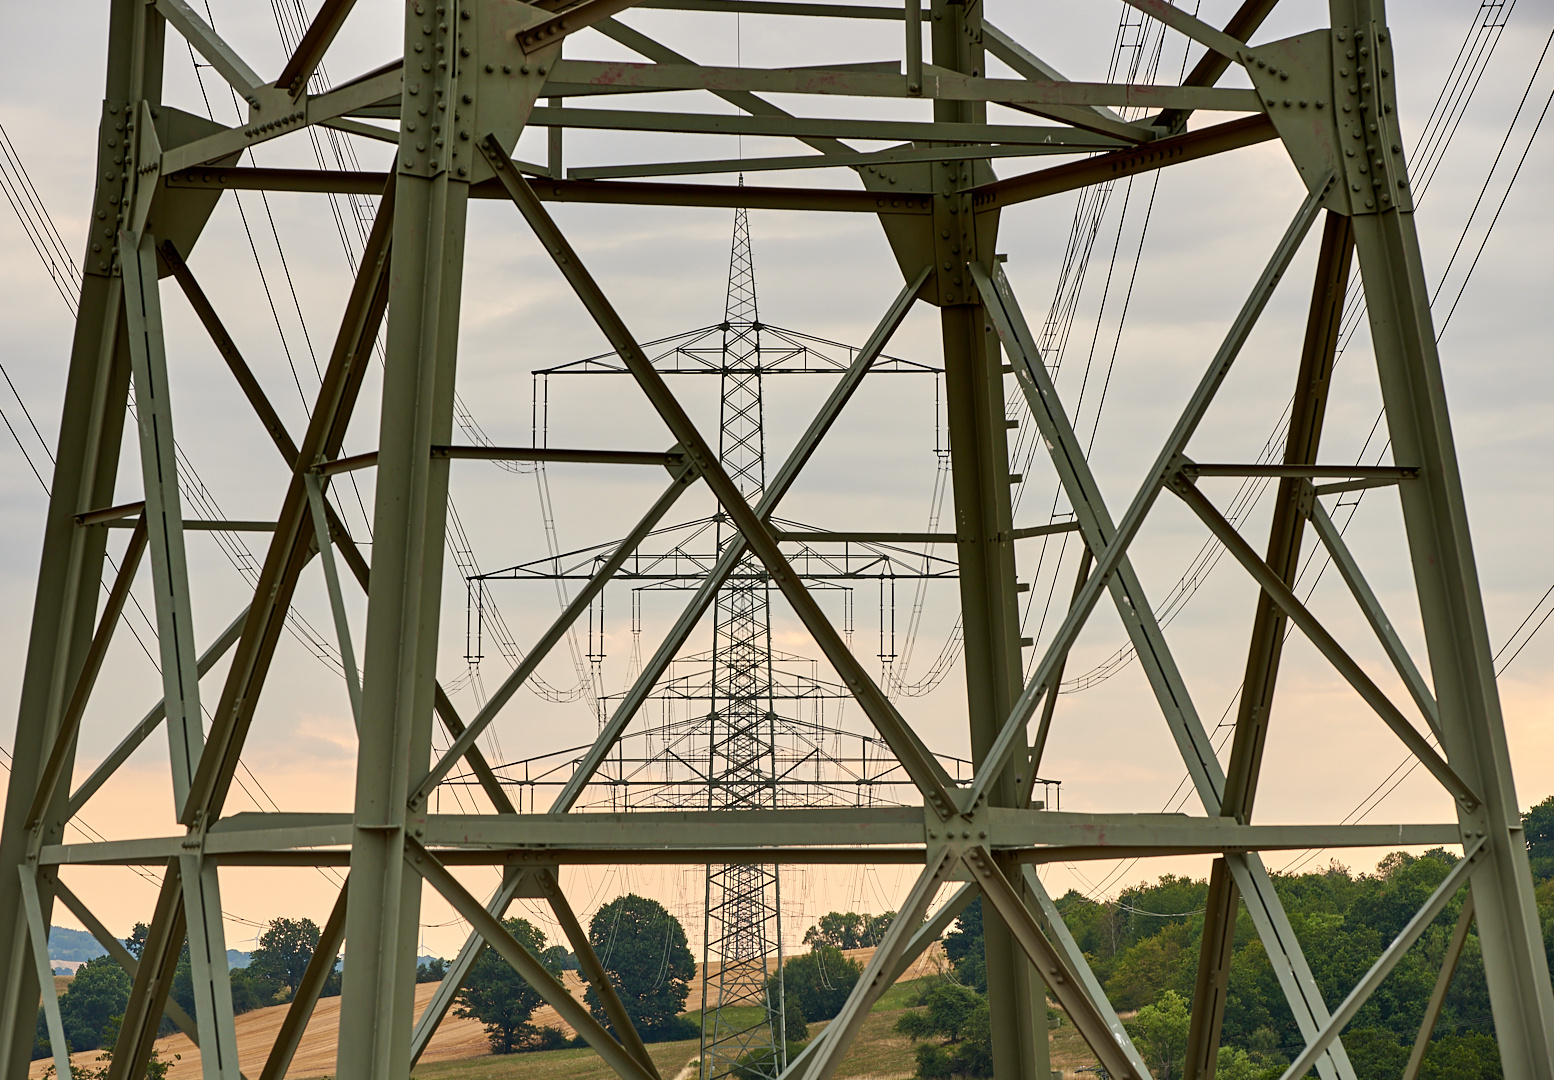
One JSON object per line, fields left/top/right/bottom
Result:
{"left": 3, "top": 5, "right": 1552, "bottom": 1080}
{"left": 697, "top": 206, "right": 788, "bottom": 1079}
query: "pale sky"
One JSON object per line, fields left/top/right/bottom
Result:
{"left": 2, "top": 0, "right": 1553, "bottom": 961}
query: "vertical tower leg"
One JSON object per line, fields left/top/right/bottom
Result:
{"left": 0, "top": 237, "right": 133, "bottom": 1080}
{"left": 334, "top": 4, "right": 471, "bottom": 1068}
{"left": 925, "top": 0, "right": 1047, "bottom": 1073}
{"left": 0, "top": 0, "right": 154, "bottom": 1072}
{"left": 942, "top": 301, "right": 1050, "bottom": 1080}
{"left": 1351, "top": 195, "right": 1554, "bottom": 1080}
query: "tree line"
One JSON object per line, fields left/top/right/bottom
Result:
{"left": 44, "top": 791, "right": 1554, "bottom": 1079}
{"left": 887, "top": 794, "right": 1554, "bottom": 1080}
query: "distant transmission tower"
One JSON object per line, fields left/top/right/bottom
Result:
{"left": 698, "top": 204, "right": 787, "bottom": 1080}
{"left": 467, "top": 209, "right": 958, "bottom": 1075}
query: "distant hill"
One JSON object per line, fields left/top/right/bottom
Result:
{"left": 48, "top": 927, "right": 249, "bottom": 970}
{"left": 47, "top": 927, "right": 105, "bottom": 962}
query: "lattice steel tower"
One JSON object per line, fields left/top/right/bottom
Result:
{"left": 6, "top": 6, "right": 1554, "bottom": 1080}
{"left": 700, "top": 205, "right": 787, "bottom": 1079}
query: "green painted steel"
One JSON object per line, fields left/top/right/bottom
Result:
{"left": 2, "top": 4, "right": 1550, "bottom": 1080}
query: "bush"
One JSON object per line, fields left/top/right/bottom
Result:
{"left": 895, "top": 983, "right": 992, "bottom": 1079}
{"left": 515, "top": 1026, "right": 573, "bottom": 1053}
{"left": 642, "top": 1014, "right": 700, "bottom": 1044}
{"left": 732, "top": 1042, "right": 811, "bottom": 1080}
{"left": 1124, "top": 989, "right": 1190, "bottom": 1080}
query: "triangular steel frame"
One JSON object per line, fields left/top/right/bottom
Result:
{"left": 2, "top": 2, "right": 1551, "bottom": 1080}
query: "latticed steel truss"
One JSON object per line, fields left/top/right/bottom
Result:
{"left": 2, "top": 3, "right": 1553, "bottom": 1080}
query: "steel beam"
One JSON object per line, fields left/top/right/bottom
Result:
{"left": 970, "top": 115, "right": 1277, "bottom": 212}
{"left": 50, "top": 876, "right": 202, "bottom": 1043}
{"left": 973, "top": 190, "right": 1358, "bottom": 1080}
{"left": 1402, "top": 892, "right": 1475, "bottom": 1080}
{"left": 276, "top": 0, "right": 356, "bottom": 97}
{"left": 334, "top": 35, "right": 468, "bottom": 1072}
{"left": 22, "top": 516, "right": 147, "bottom": 833}
{"left": 1171, "top": 472, "right": 1473, "bottom": 804}
{"left": 407, "top": 842, "right": 657, "bottom": 1080}
{"left": 1308, "top": 500, "right": 1442, "bottom": 737}
{"left": 1277, "top": 843, "right": 1483, "bottom": 1080}
{"left": 1339, "top": 5, "right": 1554, "bottom": 1063}
{"left": 259, "top": 879, "right": 350, "bottom": 1080}
{"left": 973, "top": 853, "right": 1148, "bottom": 1080}
{"left": 800, "top": 854, "right": 949, "bottom": 1080}
{"left": 121, "top": 228, "right": 242, "bottom": 1080}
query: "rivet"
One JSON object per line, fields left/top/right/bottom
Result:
{"left": 485, "top": 63, "right": 494, "bottom": 72}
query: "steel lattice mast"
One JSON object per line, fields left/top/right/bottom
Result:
{"left": 3, "top": 5, "right": 1553, "bottom": 1080}
{"left": 700, "top": 205, "right": 787, "bottom": 1079}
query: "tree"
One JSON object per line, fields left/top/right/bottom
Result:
{"left": 417, "top": 956, "right": 449, "bottom": 983}
{"left": 1103, "top": 921, "right": 1196, "bottom": 1011}
{"left": 52, "top": 955, "right": 133, "bottom": 1053}
{"left": 454, "top": 917, "right": 562, "bottom": 1054}
{"left": 943, "top": 899, "right": 985, "bottom": 993}
{"left": 1525, "top": 794, "right": 1554, "bottom": 876}
{"left": 1125, "top": 989, "right": 1190, "bottom": 1080}
{"left": 1214, "top": 1047, "right": 1278, "bottom": 1080}
{"left": 247, "top": 917, "right": 321, "bottom": 1002}
{"left": 895, "top": 984, "right": 992, "bottom": 1079}
{"left": 801, "top": 911, "right": 896, "bottom": 951}
{"left": 767, "top": 946, "right": 860, "bottom": 1025}
{"left": 586, "top": 894, "right": 695, "bottom": 1042}
{"left": 803, "top": 911, "right": 864, "bottom": 950}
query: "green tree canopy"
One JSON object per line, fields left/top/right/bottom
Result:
{"left": 1125, "top": 988, "right": 1190, "bottom": 1080}
{"left": 586, "top": 893, "right": 695, "bottom": 1042}
{"left": 943, "top": 899, "right": 985, "bottom": 993}
{"left": 454, "top": 917, "right": 562, "bottom": 1054}
{"left": 1526, "top": 794, "right": 1554, "bottom": 874}
{"left": 895, "top": 983, "right": 992, "bottom": 1079}
{"left": 247, "top": 917, "right": 322, "bottom": 1002}
{"left": 768, "top": 945, "right": 860, "bottom": 1025}
{"left": 52, "top": 955, "right": 132, "bottom": 1053}
{"left": 801, "top": 911, "right": 895, "bottom": 950}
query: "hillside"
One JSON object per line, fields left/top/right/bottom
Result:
{"left": 30, "top": 946, "right": 960, "bottom": 1080}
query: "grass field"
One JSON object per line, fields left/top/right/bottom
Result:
{"left": 406, "top": 977, "right": 1103, "bottom": 1080}
{"left": 36, "top": 961, "right": 1101, "bottom": 1080}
